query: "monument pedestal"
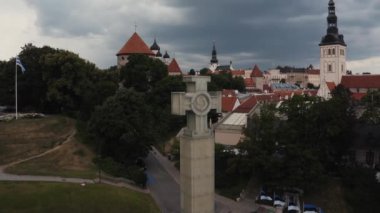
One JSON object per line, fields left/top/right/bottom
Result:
{"left": 180, "top": 134, "right": 214, "bottom": 213}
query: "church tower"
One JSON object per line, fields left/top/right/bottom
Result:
{"left": 150, "top": 37, "right": 162, "bottom": 58}
{"left": 319, "top": 0, "right": 347, "bottom": 98}
{"left": 209, "top": 42, "right": 218, "bottom": 72}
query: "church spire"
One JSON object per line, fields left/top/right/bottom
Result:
{"left": 210, "top": 41, "right": 218, "bottom": 64}
{"left": 320, "top": 0, "right": 346, "bottom": 46}
{"left": 327, "top": 0, "right": 338, "bottom": 34}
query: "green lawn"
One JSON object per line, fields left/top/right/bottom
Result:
{"left": 0, "top": 182, "right": 159, "bottom": 213}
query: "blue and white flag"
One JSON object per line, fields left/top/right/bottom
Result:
{"left": 16, "top": 57, "right": 26, "bottom": 73}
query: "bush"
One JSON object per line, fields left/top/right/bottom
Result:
{"left": 170, "top": 138, "right": 180, "bottom": 161}
{"left": 340, "top": 167, "right": 380, "bottom": 213}
{"left": 93, "top": 157, "right": 147, "bottom": 187}
{"left": 127, "top": 165, "right": 147, "bottom": 188}
{"left": 93, "top": 157, "right": 128, "bottom": 178}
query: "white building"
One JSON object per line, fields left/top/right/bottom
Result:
{"left": 318, "top": 0, "right": 347, "bottom": 99}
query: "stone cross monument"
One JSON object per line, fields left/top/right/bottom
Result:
{"left": 171, "top": 76, "right": 221, "bottom": 213}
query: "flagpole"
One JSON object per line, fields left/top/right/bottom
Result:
{"left": 15, "top": 59, "right": 18, "bottom": 119}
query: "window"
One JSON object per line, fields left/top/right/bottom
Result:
{"left": 332, "top": 48, "right": 336, "bottom": 55}
{"left": 328, "top": 49, "right": 331, "bottom": 55}
{"left": 328, "top": 64, "right": 332, "bottom": 72}
{"left": 366, "top": 151, "right": 374, "bottom": 166}
{"left": 341, "top": 65, "right": 344, "bottom": 73}
{"left": 340, "top": 49, "right": 345, "bottom": 56}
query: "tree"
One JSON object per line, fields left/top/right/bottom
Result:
{"left": 0, "top": 44, "right": 118, "bottom": 118}
{"left": 199, "top": 68, "right": 209, "bottom": 76}
{"left": 360, "top": 90, "right": 380, "bottom": 124}
{"left": 237, "top": 103, "right": 319, "bottom": 188}
{"left": 120, "top": 54, "right": 167, "bottom": 92}
{"left": 17, "top": 44, "right": 57, "bottom": 111}
{"left": 306, "top": 83, "right": 316, "bottom": 89}
{"left": 148, "top": 75, "right": 186, "bottom": 137}
{"left": 208, "top": 72, "right": 246, "bottom": 92}
{"left": 188, "top": 69, "right": 196, "bottom": 75}
{"left": 0, "top": 60, "right": 16, "bottom": 106}
{"left": 239, "top": 93, "right": 356, "bottom": 191}
{"left": 88, "top": 88, "right": 156, "bottom": 165}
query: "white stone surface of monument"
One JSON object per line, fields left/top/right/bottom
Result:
{"left": 171, "top": 75, "right": 221, "bottom": 213}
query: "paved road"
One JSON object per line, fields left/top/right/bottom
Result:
{"left": 147, "top": 147, "right": 259, "bottom": 213}
{"left": 146, "top": 152, "right": 181, "bottom": 213}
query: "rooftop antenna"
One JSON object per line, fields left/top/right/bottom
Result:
{"left": 134, "top": 21, "right": 137, "bottom": 32}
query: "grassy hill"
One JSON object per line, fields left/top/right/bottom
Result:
{"left": 0, "top": 116, "right": 74, "bottom": 165}
{"left": 0, "top": 116, "right": 160, "bottom": 212}
{"left": 0, "top": 182, "right": 159, "bottom": 213}
{"left": 1, "top": 115, "right": 97, "bottom": 178}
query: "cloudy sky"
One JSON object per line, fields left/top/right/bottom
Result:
{"left": 1, "top": 0, "right": 380, "bottom": 74}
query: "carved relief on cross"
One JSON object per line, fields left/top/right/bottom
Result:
{"left": 171, "top": 76, "right": 221, "bottom": 138}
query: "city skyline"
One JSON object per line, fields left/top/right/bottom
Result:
{"left": 1, "top": 0, "right": 380, "bottom": 74}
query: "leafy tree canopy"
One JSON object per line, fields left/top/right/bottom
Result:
{"left": 239, "top": 93, "right": 355, "bottom": 191}
{"left": 360, "top": 90, "right": 380, "bottom": 125}
{"left": 88, "top": 88, "right": 156, "bottom": 165}
{"left": 120, "top": 54, "right": 168, "bottom": 92}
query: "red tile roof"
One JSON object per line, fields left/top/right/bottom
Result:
{"left": 326, "top": 82, "right": 336, "bottom": 91}
{"left": 272, "top": 89, "right": 317, "bottom": 100}
{"left": 231, "top": 70, "right": 245, "bottom": 76}
{"left": 352, "top": 93, "right": 367, "bottom": 101}
{"left": 263, "top": 84, "right": 272, "bottom": 92}
{"left": 117, "top": 32, "right": 155, "bottom": 56}
{"left": 256, "top": 94, "right": 279, "bottom": 102}
{"left": 168, "top": 58, "right": 182, "bottom": 74}
{"left": 222, "top": 89, "right": 237, "bottom": 97}
{"left": 222, "top": 97, "right": 239, "bottom": 112}
{"left": 304, "top": 90, "right": 318, "bottom": 96}
{"left": 244, "top": 78, "right": 255, "bottom": 88}
{"left": 341, "top": 75, "right": 380, "bottom": 89}
{"left": 234, "top": 96, "right": 258, "bottom": 113}
{"left": 234, "top": 94, "right": 279, "bottom": 113}
{"left": 251, "top": 64, "right": 263, "bottom": 77}
{"left": 274, "top": 91, "right": 295, "bottom": 100}
{"left": 306, "top": 69, "right": 320, "bottom": 75}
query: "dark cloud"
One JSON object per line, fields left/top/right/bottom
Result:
{"left": 26, "top": 0, "right": 380, "bottom": 71}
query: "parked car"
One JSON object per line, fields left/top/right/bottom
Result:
{"left": 303, "top": 204, "right": 324, "bottom": 213}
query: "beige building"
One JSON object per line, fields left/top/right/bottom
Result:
{"left": 264, "top": 69, "right": 287, "bottom": 85}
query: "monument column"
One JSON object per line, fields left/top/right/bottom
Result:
{"left": 172, "top": 76, "right": 221, "bottom": 213}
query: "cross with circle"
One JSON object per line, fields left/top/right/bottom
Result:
{"left": 171, "top": 76, "right": 221, "bottom": 138}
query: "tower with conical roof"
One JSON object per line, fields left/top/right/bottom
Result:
{"left": 163, "top": 50, "right": 171, "bottom": 65}
{"left": 168, "top": 58, "right": 182, "bottom": 76}
{"left": 251, "top": 64, "right": 264, "bottom": 90}
{"left": 150, "top": 37, "right": 161, "bottom": 58}
{"left": 319, "top": 0, "right": 347, "bottom": 98}
{"left": 209, "top": 42, "right": 219, "bottom": 72}
{"left": 116, "top": 32, "right": 155, "bottom": 68}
